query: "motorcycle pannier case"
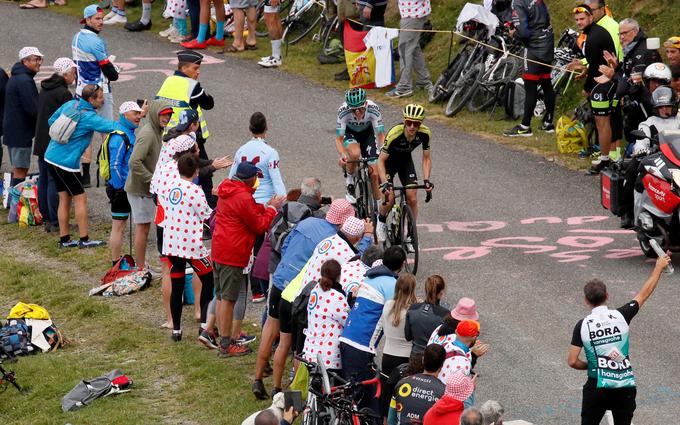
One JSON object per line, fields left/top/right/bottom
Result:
{"left": 601, "top": 169, "right": 624, "bottom": 215}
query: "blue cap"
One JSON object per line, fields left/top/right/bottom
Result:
{"left": 235, "top": 162, "right": 259, "bottom": 180}
{"left": 81, "top": 5, "right": 102, "bottom": 23}
{"left": 174, "top": 109, "right": 199, "bottom": 132}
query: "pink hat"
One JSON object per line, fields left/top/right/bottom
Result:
{"left": 341, "top": 216, "right": 365, "bottom": 237}
{"left": 325, "top": 199, "right": 355, "bottom": 225}
{"left": 451, "top": 297, "right": 479, "bottom": 321}
{"left": 445, "top": 372, "right": 474, "bottom": 401}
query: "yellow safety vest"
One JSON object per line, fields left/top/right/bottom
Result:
{"left": 155, "top": 75, "right": 210, "bottom": 139}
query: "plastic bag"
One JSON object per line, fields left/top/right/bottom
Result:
{"left": 289, "top": 362, "right": 309, "bottom": 400}
{"left": 556, "top": 115, "right": 587, "bottom": 154}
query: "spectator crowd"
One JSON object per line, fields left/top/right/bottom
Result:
{"left": 1, "top": 1, "right": 679, "bottom": 424}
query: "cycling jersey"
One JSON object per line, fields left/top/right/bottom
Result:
{"left": 581, "top": 22, "right": 616, "bottom": 94}
{"left": 229, "top": 137, "right": 286, "bottom": 205}
{"left": 72, "top": 28, "right": 112, "bottom": 95}
{"left": 382, "top": 123, "right": 431, "bottom": 156}
{"left": 336, "top": 100, "right": 384, "bottom": 137}
{"left": 571, "top": 301, "right": 639, "bottom": 389}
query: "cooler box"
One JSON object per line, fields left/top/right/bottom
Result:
{"left": 601, "top": 169, "right": 624, "bottom": 215}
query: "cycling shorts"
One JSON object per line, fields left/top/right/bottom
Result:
{"left": 523, "top": 50, "right": 552, "bottom": 81}
{"left": 590, "top": 81, "right": 619, "bottom": 116}
{"left": 106, "top": 185, "right": 131, "bottom": 221}
{"left": 343, "top": 127, "right": 379, "bottom": 164}
{"left": 267, "top": 285, "right": 283, "bottom": 320}
{"left": 385, "top": 155, "right": 418, "bottom": 186}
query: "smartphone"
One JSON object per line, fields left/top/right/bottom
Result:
{"left": 136, "top": 99, "right": 147, "bottom": 108}
{"left": 284, "top": 390, "right": 303, "bottom": 413}
{"left": 320, "top": 196, "right": 332, "bottom": 205}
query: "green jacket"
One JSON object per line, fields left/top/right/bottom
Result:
{"left": 124, "top": 99, "right": 172, "bottom": 196}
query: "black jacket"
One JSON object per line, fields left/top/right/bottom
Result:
{"left": 404, "top": 302, "right": 450, "bottom": 355}
{"left": 2, "top": 62, "right": 39, "bottom": 148}
{"left": 622, "top": 31, "right": 662, "bottom": 78}
{"left": 0, "top": 67, "right": 8, "bottom": 137}
{"left": 34, "top": 73, "right": 73, "bottom": 157}
{"left": 511, "top": 0, "right": 554, "bottom": 62}
{"left": 582, "top": 23, "right": 616, "bottom": 93}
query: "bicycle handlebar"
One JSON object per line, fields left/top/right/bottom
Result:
{"left": 382, "top": 184, "right": 433, "bottom": 204}
{"left": 345, "top": 157, "right": 378, "bottom": 164}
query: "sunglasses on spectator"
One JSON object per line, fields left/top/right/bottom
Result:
{"left": 405, "top": 120, "right": 421, "bottom": 128}
{"left": 572, "top": 6, "right": 592, "bottom": 15}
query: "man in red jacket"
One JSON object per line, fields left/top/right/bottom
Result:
{"left": 212, "top": 162, "right": 286, "bottom": 357}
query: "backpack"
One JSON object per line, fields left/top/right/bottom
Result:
{"left": 97, "top": 130, "right": 130, "bottom": 187}
{"left": 61, "top": 369, "right": 133, "bottom": 412}
{"left": 48, "top": 104, "right": 82, "bottom": 144}
{"left": 104, "top": 271, "right": 152, "bottom": 296}
{"left": 100, "top": 254, "right": 136, "bottom": 286}
{"left": 504, "top": 77, "right": 526, "bottom": 120}
{"left": 269, "top": 202, "right": 313, "bottom": 255}
{"left": 17, "top": 181, "right": 42, "bottom": 228}
{"left": 0, "top": 320, "right": 34, "bottom": 359}
{"left": 291, "top": 281, "right": 318, "bottom": 331}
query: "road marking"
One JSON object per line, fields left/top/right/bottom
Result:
{"left": 506, "top": 421, "right": 534, "bottom": 425}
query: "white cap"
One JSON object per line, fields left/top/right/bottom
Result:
{"left": 53, "top": 57, "right": 76, "bottom": 74}
{"left": 19, "top": 47, "right": 44, "bottom": 60}
{"left": 119, "top": 101, "right": 144, "bottom": 114}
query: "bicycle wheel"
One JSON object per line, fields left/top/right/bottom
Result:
{"left": 255, "top": 0, "right": 293, "bottom": 37}
{"left": 467, "top": 58, "right": 519, "bottom": 112}
{"left": 384, "top": 206, "right": 400, "bottom": 249}
{"left": 321, "top": 15, "right": 340, "bottom": 55}
{"left": 466, "top": 80, "right": 497, "bottom": 112}
{"left": 429, "top": 49, "right": 469, "bottom": 103}
{"left": 444, "top": 64, "right": 482, "bottom": 117}
{"left": 354, "top": 173, "right": 369, "bottom": 220}
{"left": 282, "top": 0, "right": 325, "bottom": 45}
{"left": 399, "top": 204, "right": 419, "bottom": 275}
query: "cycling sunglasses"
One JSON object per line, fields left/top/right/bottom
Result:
{"left": 572, "top": 6, "right": 592, "bottom": 15}
{"left": 404, "top": 120, "right": 421, "bottom": 128}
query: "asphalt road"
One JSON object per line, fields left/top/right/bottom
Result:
{"left": 1, "top": 4, "right": 679, "bottom": 423}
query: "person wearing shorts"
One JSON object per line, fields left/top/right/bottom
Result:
{"left": 44, "top": 84, "right": 117, "bottom": 249}
{"left": 223, "top": 0, "right": 258, "bottom": 52}
{"left": 335, "top": 88, "right": 385, "bottom": 203}
{"left": 257, "top": 0, "right": 284, "bottom": 68}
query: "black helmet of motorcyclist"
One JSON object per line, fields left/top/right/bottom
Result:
{"left": 651, "top": 85, "right": 679, "bottom": 117}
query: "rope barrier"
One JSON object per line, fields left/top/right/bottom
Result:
{"left": 347, "top": 18, "right": 584, "bottom": 76}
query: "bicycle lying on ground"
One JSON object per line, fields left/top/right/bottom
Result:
{"left": 281, "top": 0, "right": 327, "bottom": 45}
{"left": 383, "top": 185, "right": 432, "bottom": 275}
{"left": 297, "top": 355, "right": 382, "bottom": 425}
{"left": 345, "top": 158, "right": 378, "bottom": 228}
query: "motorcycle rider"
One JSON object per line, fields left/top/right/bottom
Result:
{"left": 619, "top": 86, "right": 680, "bottom": 228}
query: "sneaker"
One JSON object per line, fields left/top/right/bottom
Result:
{"left": 58, "top": 239, "right": 79, "bottom": 249}
{"left": 620, "top": 215, "right": 634, "bottom": 229}
{"left": 219, "top": 343, "right": 252, "bottom": 358}
{"left": 104, "top": 13, "right": 127, "bottom": 25}
{"left": 181, "top": 39, "right": 208, "bottom": 49}
{"left": 252, "top": 293, "right": 266, "bottom": 303}
{"left": 588, "top": 159, "right": 610, "bottom": 175}
{"left": 420, "top": 82, "right": 434, "bottom": 93}
{"left": 385, "top": 88, "right": 413, "bottom": 98}
{"left": 205, "top": 37, "right": 225, "bottom": 47}
{"left": 258, "top": 55, "right": 282, "bottom": 68}
{"left": 376, "top": 221, "right": 387, "bottom": 242}
{"left": 79, "top": 239, "right": 105, "bottom": 249}
{"left": 143, "top": 263, "right": 162, "bottom": 280}
{"left": 503, "top": 125, "right": 533, "bottom": 137}
{"left": 198, "top": 329, "right": 218, "bottom": 349}
{"left": 169, "top": 34, "right": 187, "bottom": 44}
{"left": 235, "top": 333, "right": 257, "bottom": 346}
{"left": 252, "top": 379, "right": 269, "bottom": 400}
{"left": 159, "top": 24, "right": 177, "bottom": 37}
{"left": 171, "top": 330, "right": 182, "bottom": 342}
{"left": 125, "top": 19, "right": 152, "bottom": 32}
{"left": 540, "top": 122, "right": 555, "bottom": 133}
{"left": 345, "top": 184, "right": 356, "bottom": 204}
{"left": 103, "top": 10, "right": 117, "bottom": 21}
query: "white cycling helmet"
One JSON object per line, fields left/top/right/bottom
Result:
{"left": 643, "top": 62, "right": 672, "bottom": 83}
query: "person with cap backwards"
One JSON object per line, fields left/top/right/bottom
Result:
{"left": 73, "top": 5, "right": 120, "bottom": 188}
{"left": 3, "top": 47, "right": 43, "bottom": 189}
{"left": 269, "top": 215, "right": 372, "bottom": 398}
{"left": 34, "top": 57, "right": 77, "bottom": 233}
{"left": 338, "top": 245, "right": 407, "bottom": 412}
{"left": 212, "top": 162, "right": 285, "bottom": 356}
{"left": 156, "top": 50, "right": 217, "bottom": 207}
{"left": 157, "top": 152, "right": 215, "bottom": 342}
{"left": 45, "top": 84, "right": 117, "bottom": 248}
{"left": 664, "top": 36, "right": 680, "bottom": 67}
{"left": 252, "top": 199, "right": 364, "bottom": 399}
{"left": 125, "top": 100, "right": 174, "bottom": 274}
{"left": 568, "top": 254, "right": 671, "bottom": 425}
{"left": 104, "top": 101, "right": 145, "bottom": 265}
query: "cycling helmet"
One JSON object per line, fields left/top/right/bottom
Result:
{"left": 643, "top": 63, "right": 672, "bottom": 83}
{"left": 345, "top": 88, "right": 367, "bottom": 109}
{"left": 402, "top": 103, "right": 426, "bottom": 122}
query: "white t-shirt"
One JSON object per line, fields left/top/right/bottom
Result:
{"left": 363, "top": 27, "right": 399, "bottom": 88}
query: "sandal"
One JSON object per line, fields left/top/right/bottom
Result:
{"left": 20, "top": 2, "right": 47, "bottom": 8}
{"left": 219, "top": 44, "right": 244, "bottom": 54}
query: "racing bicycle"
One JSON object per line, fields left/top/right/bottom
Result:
{"left": 345, "top": 158, "right": 378, "bottom": 230}
{"left": 281, "top": 0, "right": 327, "bottom": 45}
{"left": 383, "top": 185, "right": 432, "bottom": 275}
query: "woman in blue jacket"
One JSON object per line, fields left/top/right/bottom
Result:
{"left": 45, "top": 84, "right": 116, "bottom": 248}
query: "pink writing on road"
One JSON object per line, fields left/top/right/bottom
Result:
{"left": 419, "top": 215, "right": 643, "bottom": 263}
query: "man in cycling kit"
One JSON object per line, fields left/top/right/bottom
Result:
{"left": 335, "top": 88, "right": 385, "bottom": 203}
{"left": 376, "top": 103, "right": 433, "bottom": 243}
{"left": 568, "top": 254, "right": 671, "bottom": 425}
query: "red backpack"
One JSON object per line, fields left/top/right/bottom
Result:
{"left": 101, "top": 255, "right": 137, "bottom": 285}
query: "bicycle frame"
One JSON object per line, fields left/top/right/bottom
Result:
{"left": 345, "top": 158, "right": 377, "bottom": 223}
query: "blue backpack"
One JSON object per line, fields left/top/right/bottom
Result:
{"left": 0, "top": 320, "right": 34, "bottom": 359}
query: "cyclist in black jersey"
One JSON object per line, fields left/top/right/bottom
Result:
{"left": 376, "top": 104, "right": 433, "bottom": 243}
